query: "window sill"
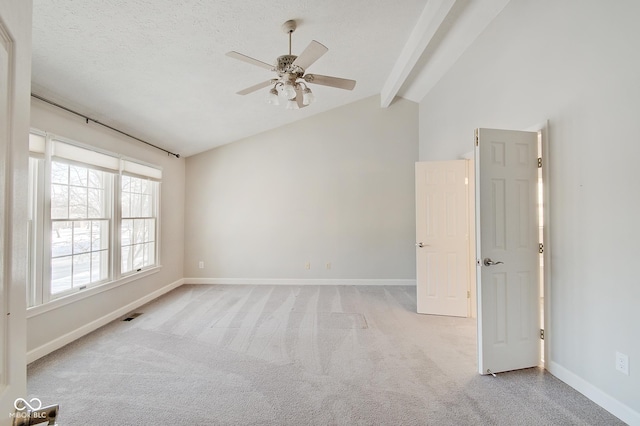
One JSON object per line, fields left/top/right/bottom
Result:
{"left": 26, "top": 265, "right": 162, "bottom": 319}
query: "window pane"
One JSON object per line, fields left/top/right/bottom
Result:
{"left": 51, "top": 256, "right": 72, "bottom": 294}
{"left": 52, "top": 222, "right": 72, "bottom": 257}
{"left": 131, "top": 193, "right": 142, "bottom": 217}
{"left": 72, "top": 221, "right": 91, "bottom": 254}
{"left": 122, "top": 175, "right": 131, "bottom": 192}
{"left": 121, "top": 191, "right": 131, "bottom": 218}
{"left": 87, "top": 188, "right": 104, "bottom": 218}
{"left": 73, "top": 253, "right": 91, "bottom": 287}
{"left": 91, "top": 251, "right": 109, "bottom": 282}
{"left": 132, "top": 243, "right": 144, "bottom": 270}
{"left": 51, "top": 184, "right": 69, "bottom": 219}
{"left": 69, "top": 164, "right": 88, "bottom": 187}
{"left": 69, "top": 186, "right": 88, "bottom": 218}
{"left": 121, "top": 219, "right": 132, "bottom": 246}
{"left": 131, "top": 176, "right": 141, "bottom": 193}
{"left": 140, "top": 179, "right": 154, "bottom": 195}
{"left": 133, "top": 219, "right": 146, "bottom": 245}
{"left": 121, "top": 245, "right": 132, "bottom": 274}
{"left": 139, "top": 178, "right": 149, "bottom": 195}
{"left": 147, "top": 219, "right": 156, "bottom": 242}
{"left": 144, "top": 242, "right": 155, "bottom": 265}
{"left": 141, "top": 194, "right": 151, "bottom": 217}
{"left": 51, "top": 162, "right": 68, "bottom": 184}
{"left": 88, "top": 169, "right": 102, "bottom": 188}
{"left": 91, "top": 220, "right": 109, "bottom": 251}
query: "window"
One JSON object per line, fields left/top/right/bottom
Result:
{"left": 121, "top": 175, "right": 158, "bottom": 274}
{"left": 28, "top": 131, "right": 162, "bottom": 307}
{"left": 50, "top": 162, "right": 112, "bottom": 294}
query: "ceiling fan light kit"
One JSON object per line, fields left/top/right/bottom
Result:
{"left": 226, "top": 19, "right": 356, "bottom": 110}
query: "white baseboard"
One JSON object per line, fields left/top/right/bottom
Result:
{"left": 184, "top": 278, "right": 416, "bottom": 286}
{"left": 548, "top": 361, "right": 640, "bottom": 425}
{"left": 27, "top": 278, "right": 184, "bottom": 364}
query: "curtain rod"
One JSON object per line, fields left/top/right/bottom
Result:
{"left": 31, "top": 93, "right": 180, "bottom": 159}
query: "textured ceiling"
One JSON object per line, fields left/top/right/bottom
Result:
{"left": 31, "top": 0, "right": 429, "bottom": 157}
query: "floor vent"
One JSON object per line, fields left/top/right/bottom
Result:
{"left": 122, "top": 313, "right": 143, "bottom": 321}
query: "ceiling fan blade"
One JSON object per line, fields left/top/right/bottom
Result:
{"left": 292, "top": 40, "right": 328, "bottom": 71}
{"left": 226, "top": 51, "right": 274, "bottom": 71}
{"left": 236, "top": 80, "right": 275, "bottom": 96}
{"left": 304, "top": 74, "right": 356, "bottom": 91}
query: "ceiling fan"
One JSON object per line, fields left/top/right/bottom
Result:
{"left": 226, "top": 20, "right": 356, "bottom": 109}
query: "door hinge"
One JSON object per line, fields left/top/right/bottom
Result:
{"left": 540, "top": 329, "right": 545, "bottom": 340}
{"left": 538, "top": 157, "right": 542, "bottom": 168}
{"left": 467, "top": 290, "right": 470, "bottom": 299}
{"left": 475, "top": 129, "right": 479, "bottom": 146}
{"left": 539, "top": 243, "right": 544, "bottom": 254}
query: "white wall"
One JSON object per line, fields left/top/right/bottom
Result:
{"left": 185, "top": 95, "right": 418, "bottom": 283}
{"left": 27, "top": 98, "right": 186, "bottom": 357}
{"left": 419, "top": 0, "right": 640, "bottom": 422}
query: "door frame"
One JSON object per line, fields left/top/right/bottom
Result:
{"left": 532, "top": 120, "right": 551, "bottom": 369}
{"left": 465, "top": 156, "right": 476, "bottom": 319}
{"left": 523, "top": 120, "right": 551, "bottom": 369}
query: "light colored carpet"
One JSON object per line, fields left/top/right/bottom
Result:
{"left": 28, "top": 285, "right": 624, "bottom": 425}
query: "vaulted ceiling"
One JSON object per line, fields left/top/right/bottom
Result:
{"left": 31, "top": 0, "right": 510, "bottom": 157}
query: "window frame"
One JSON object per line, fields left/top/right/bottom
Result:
{"left": 27, "top": 155, "right": 45, "bottom": 308}
{"left": 27, "top": 130, "right": 162, "bottom": 311}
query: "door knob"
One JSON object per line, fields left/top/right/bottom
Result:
{"left": 416, "top": 242, "right": 427, "bottom": 248}
{"left": 483, "top": 258, "right": 504, "bottom": 266}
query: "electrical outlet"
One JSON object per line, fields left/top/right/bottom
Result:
{"left": 198, "top": 261, "right": 204, "bottom": 269}
{"left": 616, "top": 352, "right": 629, "bottom": 375}
{"left": 326, "top": 262, "right": 331, "bottom": 270}
{"left": 305, "top": 262, "right": 310, "bottom": 270}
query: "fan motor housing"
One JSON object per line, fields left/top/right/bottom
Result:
{"left": 277, "top": 55, "right": 304, "bottom": 78}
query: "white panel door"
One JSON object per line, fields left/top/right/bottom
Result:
{"left": 415, "top": 160, "right": 469, "bottom": 317}
{"left": 476, "top": 128, "right": 540, "bottom": 375}
{"left": 0, "top": 4, "right": 30, "bottom": 423}
{"left": 0, "top": 16, "right": 8, "bottom": 397}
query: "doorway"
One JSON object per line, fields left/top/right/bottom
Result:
{"left": 415, "top": 125, "right": 549, "bottom": 373}
{"left": 415, "top": 160, "right": 471, "bottom": 318}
